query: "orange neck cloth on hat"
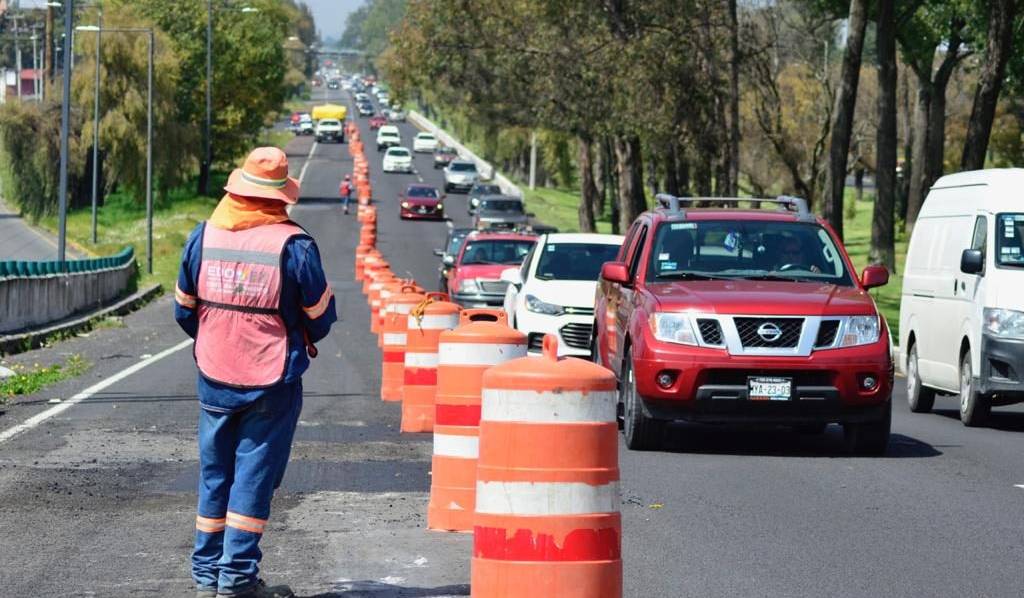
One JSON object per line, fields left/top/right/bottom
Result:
{"left": 208, "top": 193, "right": 290, "bottom": 231}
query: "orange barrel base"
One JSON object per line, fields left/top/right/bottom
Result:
{"left": 381, "top": 359, "right": 404, "bottom": 402}
{"left": 470, "top": 559, "right": 621, "bottom": 598}
{"left": 427, "top": 452, "right": 476, "bottom": 531}
{"left": 401, "top": 388, "right": 436, "bottom": 432}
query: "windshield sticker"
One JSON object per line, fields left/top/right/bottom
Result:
{"left": 670, "top": 223, "right": 696, "bottom": 230}
{"left": 660, "top": 261, "right": 677, "bottom": 271}
{"left": 723, "top": 232, "right": 739, "bottom": 252}
{"left": 658, "top": 253, "right": 670, "bottom": 260}
{"left": 547, "top": 245, "right": 556, "bottom": 251}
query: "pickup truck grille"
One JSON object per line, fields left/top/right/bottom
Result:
{"left": 814, "top": 320, "right": 840, "bottom": 348}
{"left": 560, "top": 322, "right": 593, "bottom": 350}
{"left": 477, "top": 280, "right": 509, "bottom": 295}
{"left": 697, "top": 319, "right": 724, "bottom": 346}
{"left": 734, "top": 317, "right": 803, "bottom": 349}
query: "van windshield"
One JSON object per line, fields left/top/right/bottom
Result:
{"left": 646, "top": 220, "right": 853, "bottom": 285}
{"left": 996, "top": 213, "right": 1024, "bottom": 267}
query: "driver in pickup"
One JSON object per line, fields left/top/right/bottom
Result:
{"left": 776, "top": 235, "right": 821, "bottom": 273}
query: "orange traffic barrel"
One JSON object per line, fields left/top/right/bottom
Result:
{"left": 361, "top": 258, "right": 388, "bottom": 293}
{"left": 354, "top": 244, "right": 373, "bottom": 281}
{"left": 372, "top": 279, "right": 406, "bottom": 335}
{"left": 359, "top": 228, "right": 377, "bottom": 247}
{"left": 471, "top": 334, "right": 621, "bottom": 598}
{"left": 428, "top": 309, "right": 527, "bottom": 532}
{"left": 380, "top": 286, "right": 426, "bottom": 402}
{"left": 401, "top": 293, "right": 462, "bottom": 433}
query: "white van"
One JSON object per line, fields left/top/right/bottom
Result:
{"left": 900, "top": 169, "right": 1024, "bottom": 426}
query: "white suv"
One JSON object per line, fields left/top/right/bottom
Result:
{"left": 376, "top": 125, "right": 400, "bottom": 152}
{"left": 501, "top": 233, "right": 624, "bottom": 356}
{"left": 382, "top": 146, "right": 413, "bottom": 173}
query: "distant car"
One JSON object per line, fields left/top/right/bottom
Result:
{"left": 376, "top": 125, "right": 401, "bottom": 151}
{"left": 399, "top": 184, "right": 445, "bottom": 220}
{"left": 387, "top": 107, "right": 407, "bottom": 122}
{"left": 413, "top": 132, "right": 438, "bottom": 153}
{"left": 444, "top": 160, "right": 479, "bottom": 193}
{"left": 378, "top": 92, "right": 391, "bottom": 105}
{"left": 354, "top": 92, "right": 369, "bottom": 103}
{"left": 293, "top": 114, "right": 314, "bottom": 136}
{"left": 468, "top": 183, "right": 503, "bottom": 215}
{"left": 369, "top": 114, "right": 387, "bottom": 130}
{"left": 315, "top": 118, "right": 344, "bottom": 143}
{"left": 501, "top": 233, "right": 625, "bottom": 356}
{"left": 434, "top": 227, "right": 473, "bottom": 292}
{"left": 474, "top": 196, "right": 529, "bottom": 231}
{"left": 433, "top": 146, "right": 458, "bottom": 169}
{"left": 327, "top": 79, "right": 340, "bottom": 90}
{"left": 357, "top": 102, "right": 374, "bottom": 117}
{"left": 448, "top": 231, "right": 538, "bottom": 308}
{"left": 382, "top": 146, "right": 413, "bottom": 173}
{"left": 289, "top": 111, "right": 302, "bottom": 125}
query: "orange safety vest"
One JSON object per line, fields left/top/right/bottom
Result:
{"left": 194, "top": 221, "right": 304, "bottom": 388}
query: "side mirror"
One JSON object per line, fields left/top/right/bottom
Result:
{"left": 500, "top": 267, "right": 523, "bottom": 287}
{"left": 442, "top": 255, "right": 455, "bottom": 266}
{"left": 433, "top": 249, "right": 444, "bottom": 257}
{"left": 601, "top": 261, "right": 631, "bottom": 286}
{"left": 860, "top": 264, "right": 890, "bottom": 290}
{"left": 527, "top": 212, "right": 536, "bottom": 218}
{"left": 960, "top": 248, "right": 984, "bottom": 275}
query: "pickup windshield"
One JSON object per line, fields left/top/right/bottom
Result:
{"left": 997, "top": 213, "right": 1024, "bottom": 267}
{"left": 461, "top": 240, "right": 535, "bottom": 265}
{"left": 646, "top": 220, "right": 853, "bottom": 285}
{"left": 319, "top": 120, "right": 340, "bottom": 127}
{"left": 480, "top": 200, "right": 523, "bottom": 213}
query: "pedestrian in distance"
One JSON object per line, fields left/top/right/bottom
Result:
{"left": 174, "top": 146, "right": 337, "bottom": 598}
{"left": 339, "top": 173, "right": 353, "bottom": 214}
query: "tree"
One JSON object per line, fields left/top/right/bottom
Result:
{"left": 822, "top": 0, "right": 869, "bottom": 240}
{"left": 872, "top": 0, "right": 898, "bottom": 271}
{"left": 961, "top": 0, "right": 1018, "bottom": 170}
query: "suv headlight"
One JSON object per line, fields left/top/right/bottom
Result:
{"left": 983, "top": 308, "right": 1024, "bottom": 339}
{"left": 525, "top": 294, "right": 564, "bottom": 316}
{"left": 840, "top": 316, "right": 880, "bottom": 347}
{"left": 458, "top": 279, "right": 479, "bottom": 294}
{"left": 650, "top": 313, "right": 698, "bottom": 346}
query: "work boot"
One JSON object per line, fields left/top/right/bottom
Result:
{"left": 197, "top": 588, "right": 217, "bottom": 598}
{"left": 218, "top": 579, "right": 294, "bottom": 598}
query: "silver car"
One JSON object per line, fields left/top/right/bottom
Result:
{"left": 444, "top": 160, "right": 480, "bottom": 193}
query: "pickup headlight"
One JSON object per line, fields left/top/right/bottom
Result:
{"left": 401, "top": 201, "right": 410, "bottom": 208}
{"left": 525, "top": 294, "right": 564, "bottom": 316}
{"left": 840, "top": 316, "right": 880, "bottom": 347}
{"left": 983, "top": 308, "right": 1024, "bottom": 339}
{"left": 458, "top": 279, "right": 479, "bottom": 294}
{"left": 436, "top": 203, "right": 443, "bottom": 210}
{"left": 649, "top": 313, "right": 698, "bottom": 346}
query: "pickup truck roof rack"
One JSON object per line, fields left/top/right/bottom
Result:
{"left": 654, "top": 194, "right": 814, "bottom": 222}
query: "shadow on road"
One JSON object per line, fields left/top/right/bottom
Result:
{"left": 932, "top": 408, "right": 1024, "bottom": 432}
{"left": 305, "top": 580, "right": 470, "bottom": 597}
{"left": 656, "top": 423, "right": 942, "bottom": 458}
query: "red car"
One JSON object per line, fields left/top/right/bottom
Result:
{"left": 448, "top": 231, "right": 537, "bottom": 307}
{"left": 290, "top": 111, "right": 302, "bottom": 125}
{"left": 593, "top": 195, "right": 893, "bottom": 454}
{"left": 369, "top": 114, "right": 387, "bottom": 130}
{"left": 399, "top": 184, "right": 445, "bottom": 221}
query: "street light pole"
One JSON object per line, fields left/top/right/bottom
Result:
{"left": 57, "top": 0, "right": 73, "bottom": 269}
{"left": 90, "top": 11, "right": 101, "bottom": 244}
{"left": 146, "top": 28, "right": 153, "bottom": 274}
{"left": 201, "top": 0, "right": 212, "bottom": 196}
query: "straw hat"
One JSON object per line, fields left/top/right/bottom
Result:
{"left": 224, "top": 147, "right": 300, "bottom": 204}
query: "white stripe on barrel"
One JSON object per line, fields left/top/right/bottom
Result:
{"left": 438, "top": 342, "right": 528, "bottom": 366}
{"left": 475, "top": 480, "right": 620, "bottom": 516}
{"left": 404, "top": 352, "right": 439, "bottom": 368}
{"left": 433, "top": 433, "right": 479, "bottom": 458}
{"left": 407, "top": 314, "right": 461, "bottom": 329}
{"left": 382, "top": 332, "right": 407, "bottom": 346}
{"left": 387, "top": 303, "right": 416, "bottom": 315}
{"left": 481, "top": 389, "right": 617, "bottom": 423}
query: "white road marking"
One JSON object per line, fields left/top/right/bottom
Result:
{"left": 0, "top": 339, "right": 193, "bottom": 445}
{"left": 298, "top": 141, "right": 319, "bottom": 185}
{"left": 1014, "top": 484, "right": 1024, "bottom": 489}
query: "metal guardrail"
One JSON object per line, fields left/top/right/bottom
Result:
{"left": 0, "top": 246, "right": 134, "bottom": 278}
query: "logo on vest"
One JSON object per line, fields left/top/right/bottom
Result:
{"left": 206, "top": 263, "right": 270, "bottom": 297}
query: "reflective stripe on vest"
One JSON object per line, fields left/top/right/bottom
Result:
{"left": 194, "top": 221, "right": 304, "bottom": 388}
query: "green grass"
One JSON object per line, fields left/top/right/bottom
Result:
{"left": 0, "top": 354, "right": 89, "bottom": 403}
{"left": 40, "top": 184, "right": 220, "bottom": 292}
{"left": 258, "top": 128, "right": 293, "bottom": 150}
{"left": 524, "top": 185, "right": 908, "bottom": 335}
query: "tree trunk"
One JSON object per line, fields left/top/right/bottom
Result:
{"left": 615, "top": 135, "right": 646, "bottom": 233}
{"left": 577, "top": 134, "right": 598, "bottom": 233}
{"left": 676, "top": 151, "right": 691, "bottom": 196}
{"left": 899, "top": 71, "right": 913, "bottom": 223}
{"left": 822, "top": 0, "right": 869, "bottom": 240}
{"left": 905, "top": 82, "right": 932, "bottom": 234}
{"left": 871, "top": 0, "right": 897, "bottom": 271}
{"left": 961, "top": 0, "right": 1017, "bottom": 171}
{"left": 665, "top": 141, "right": 680, "bottom": 196}
{"left": 594, "top": 138, "right": 607, "bottom": 218}
{"left": 607, "top": 138, "right": 620, "bottom": 234}
{"left": 727, "top": 0, "right": 741, "bottom": 196}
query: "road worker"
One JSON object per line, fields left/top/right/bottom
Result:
{"left": 339, "top": 174, "right": 353, "bottom": 214}
{"left": 173, "top": 147, "right": 337, "bottom": 598}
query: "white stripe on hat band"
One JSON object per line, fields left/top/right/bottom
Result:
{"left": 407, "top": 314, "right": 461, "bottom": 329}
{"left": 433, "top": 433, "right": 479, "bottom": 458}
{"left": 404, "top": 352, "right": 439, "bottom": 368}
{"left": 241, "top": 170, "right": 288, "bottom": 188}
{"left": 481, "top": 389, "right": 617, "bottom": 423}
{"left": 475, "top": 481, "right": 620, "bottom": 516}
{"left": 382, "top": 333, "right": 407, "bottom": 346}
{"left": 438, "top": 342, "right": 527, "bottom": 366}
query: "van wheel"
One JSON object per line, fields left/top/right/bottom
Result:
{"left": 843, "top": 399, "right": 891, "bottom": 456}
{"left": 621, "top": 350, "right": 664, "bottom": 451}
{"left": 959, "top": 351, "right": 990, "bottom": 427}
{"left": 906, "top": 344, "right": 935, "bottom": 413}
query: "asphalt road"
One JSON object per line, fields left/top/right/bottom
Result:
{"left": 0, "top": 200, "right": 67, "bottom": 261}
{"left": 1, "top": 84, "right": 1023, "bottom": 597}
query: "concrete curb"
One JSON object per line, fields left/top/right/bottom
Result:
{"left": 0, "top": 283, "right": 164, "bottom": 356}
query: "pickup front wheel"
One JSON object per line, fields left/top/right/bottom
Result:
{"left": 621, "top": 349, "right": 665, "bottom": 451}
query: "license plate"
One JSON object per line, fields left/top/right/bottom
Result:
{"left": 418, "top": 207, "right": 429, "bottom": 213}
{"left": 748, "top": 376, "right": 792, "bottom": 401}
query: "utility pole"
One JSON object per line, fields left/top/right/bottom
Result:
{"left": 529, "top": 131, "right": 537, "bottom": 190}
{"left": 90, "top": 11, "right": 101, "bottom": 243}
{"left": 146, "top": 27, "right": 153, "bottom": 274}
{"left": 57, "top": 0, "right": 74, "bottom": 269}
{"left": 31, "top": 32, "right": 38, "bottom": 100}
{"left": 45, "top": 3, "right": 53, "bottom": 88}
{"left": 200, "top": 0, "right": 212, "bottom": 196}
{"left": 14, "top": 13, "right": 22, "bottom": 101}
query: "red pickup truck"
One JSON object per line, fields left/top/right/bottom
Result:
{"left": 593, "top": 195, "right": 893, "bottom": 454}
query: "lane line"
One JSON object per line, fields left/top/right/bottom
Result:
{"left": 0, "top": 339, "right": 193, "bottom": 445}
{"left": 298, "top": 141, "right": 319, "bottom": 185}
{"left": 1014, "top": 484, "right": 1024, "bottom": 489}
